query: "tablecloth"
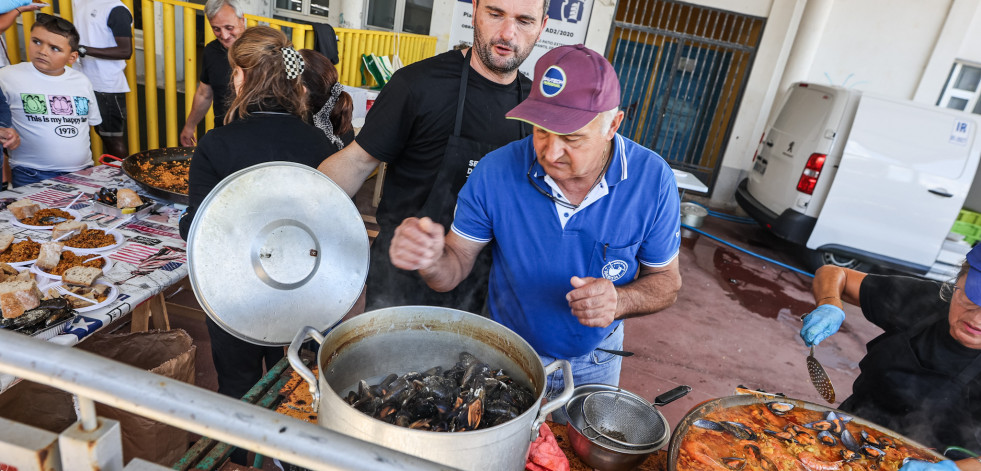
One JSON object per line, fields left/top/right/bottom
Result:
{"left": 0, "top": 165, "right": 188, "bottom": 391}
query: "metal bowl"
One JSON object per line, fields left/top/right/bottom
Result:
{"left": 564, "top": 384, "right": 666, "bottom": 471}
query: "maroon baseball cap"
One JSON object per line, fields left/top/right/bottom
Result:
{"left": 506, "top": 44, "right": 621, "bottom": 135}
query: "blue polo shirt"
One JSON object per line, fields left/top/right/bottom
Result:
{"left": 451, "top": 133, "right": 681, "bottom": 358}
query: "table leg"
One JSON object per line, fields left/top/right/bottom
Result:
{"left": 149, "top": 292, "right": 171, "bottom": 330}
{"left": 130, "top": 293, "right": 171, "bottom": 332}
{"left": 130, "top": 302, "right": 150, "bottom": 332}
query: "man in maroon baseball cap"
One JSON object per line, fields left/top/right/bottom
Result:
{"left": 506, "top": 44, "right": 622, "bottom": 135}
{"left": 388, "top": 44, "right": 683, "bottom": 421}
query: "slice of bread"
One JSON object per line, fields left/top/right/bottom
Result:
{"left": 8, "top": 199, "right": 39, "bottom": 220}
{"left": 116, "top": 189, "right": 143, "bottom": 209}
{"left": 0, "top": 263, "right": 17, "bottom": 276}
{"left": 63, "top": 266, "right": 102, "bottom": 286}
{"left": 52, "top": 220, "right": 87, "bottom": 240}
{"left": 0, "top": 232, "right": 14, "bottom": 253}
{"left": 0, "top": 279, "right": 41, "bottom": 318}
{"left": 36, "top": 242, "right": 63, "bottom": 270}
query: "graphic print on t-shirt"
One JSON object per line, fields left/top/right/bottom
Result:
{"left": 19, "top": 93, "right": 92, "bottom": 138}
{"left": 74, "top": 96, "right": 90, "bottom": 115}
{"left": 50, "top": 95, "right": 73, "bottom": 115}
{"left": 22, "top": 94, "right": 46, "bottom": 114}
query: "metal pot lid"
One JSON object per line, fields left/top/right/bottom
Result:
{"left": 187, "top": 162, "right": 369, "bottom": 346}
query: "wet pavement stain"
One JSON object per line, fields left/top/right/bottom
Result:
{"left": 711, "top": 246, "right": 814, "bottom": 319}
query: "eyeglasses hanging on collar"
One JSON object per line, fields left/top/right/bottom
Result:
{"left": 526, "top": 161, "right": 580, "bottom": 210}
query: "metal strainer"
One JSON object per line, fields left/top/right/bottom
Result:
{"left": 580, "top": 390, "right": 668, "bottom": 449}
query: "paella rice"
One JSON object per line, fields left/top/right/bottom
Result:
{"left": 63, "top": 229, "right": 116, "bottom": 249}
{"left": 19, "top": 208, "right": 74, "bottom": 226}
{"left": 136, "top": 159, "right": 190, "bottom": 194}
{"left": 49, "top": 251, "right": 106, "bottom": 277}
{"left": 0, "top": 238, "right": 40, "bottom": 263}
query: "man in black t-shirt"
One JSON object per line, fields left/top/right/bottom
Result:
{"left": 179, "top": 0, "right": 245, "bottom": 146}
{"left": 319, "top": 0, "right": 548, "bottom": 313}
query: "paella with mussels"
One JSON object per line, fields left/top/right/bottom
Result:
{"left": 677, "top": 401, "right": 940, "bottom": 471}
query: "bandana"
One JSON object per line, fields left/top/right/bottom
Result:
{"left": 281, "top": 46, "right": 304, "bottom": 80}
{"left": 313, "top": 82, "right": 346, "bottom": 150}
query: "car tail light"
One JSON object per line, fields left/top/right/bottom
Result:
{"left": 796, "top": 153, "right": 826, "bottom": 194}
{"left": 752, "top": 132, "right": 764, "bottom": 162}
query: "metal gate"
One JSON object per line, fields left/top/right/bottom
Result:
{"left": 608, "top": 0, "right": 765, "bottom": 193}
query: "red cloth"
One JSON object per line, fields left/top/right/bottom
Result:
{"left": 526, "top": 423, "right": 570, "bottom": 471}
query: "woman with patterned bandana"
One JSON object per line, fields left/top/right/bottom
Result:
{"left": 177, "top": 25, "right": 338, "bottom": 465}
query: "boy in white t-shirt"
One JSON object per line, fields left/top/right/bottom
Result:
{"left": 0, "top": 13, "right": 101, "bottom": 187}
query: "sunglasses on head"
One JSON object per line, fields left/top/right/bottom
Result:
{"left": 34, "top": 13, "right": 75, "bottom": 34}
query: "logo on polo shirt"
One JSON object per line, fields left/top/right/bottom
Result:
{"left": 602, "top": 260, "right": 629, "bottom": 282}
{"left": 540, "top": 66, "right": 566, "bottom": 97}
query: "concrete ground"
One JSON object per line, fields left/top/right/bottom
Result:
{"left": 164, "top": 183, "right": 884, "bottom": 468}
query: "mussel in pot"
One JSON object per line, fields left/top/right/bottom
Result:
{"left": 343, "top": 351, "right": 537, "bottom": 432}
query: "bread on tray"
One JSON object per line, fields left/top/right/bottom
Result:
{"left": 8, "top": 199, "right": 39, "bottom": 220}
{"left": 52, "top": 220, "right": 87, "bottom": 240}
{"left": 0, "top": 279, "right": 41, "bottom": 318}
{"left": 0, "top": 232, "right": 13, "bottom": 253}
{"left": 36, "top": 242, "right": 63, "bottom": 270}
{"left": 116, "top": 189, "right": 143, "bottom": 209}
{"left": 63, "top": 266, "right": 102, "bottom": 286}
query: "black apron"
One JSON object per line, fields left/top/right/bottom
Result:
{"left": 840, "top": 313, "right": 981, "bottom": 452}
{"left": 365, "top": 50, "right": 526, "bottom": 313}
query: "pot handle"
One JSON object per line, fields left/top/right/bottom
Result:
{"left": 530, "top": 359, "right": 574, "bottom": 440}
{"left": 287, "top": 326, "right": 325, "bottom": 413}
{"left": 653, "top": 384, "right": 691, "bottom": 406}
{"left": 99, "top": 153, "right": 123, "bottom": 168}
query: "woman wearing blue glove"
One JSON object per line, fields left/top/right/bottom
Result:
{"left": 800, "top": 247, "right": 981, "bottom": 468}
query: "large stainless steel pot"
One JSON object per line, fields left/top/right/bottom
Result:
{"left": 287, "top": 306, "right": 574, "bottom": 471}
{"left": 666, "top": 394, "right": 945, "bottom": 471}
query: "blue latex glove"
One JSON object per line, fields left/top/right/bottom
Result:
{"left": 800, "top": 304, "right": 845, "bottom": 347}
{"left": 899, "top": 460, "right": 960, "bottom": 471}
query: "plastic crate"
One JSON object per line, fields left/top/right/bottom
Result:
{"left": 951, "top": 220, "right": 981, "bottom": 245}
{"left": 958, "top": 209, "right": 981, "bottom": 225}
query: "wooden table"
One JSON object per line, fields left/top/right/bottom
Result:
{"left": 0, "top": 166, "right": 189, "bottom": 391}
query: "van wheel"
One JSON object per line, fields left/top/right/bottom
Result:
{"left": 801, "top": 248, "right": 872, "bottom": 272}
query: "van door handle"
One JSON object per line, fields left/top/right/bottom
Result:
{"left": 928, "top": 188, "right": 954, "bottom": 197}
{"left": 765, "top": 140, "right": 774, "bottom": 147}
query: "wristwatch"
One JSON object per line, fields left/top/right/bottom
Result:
{"left": 78, "top": 46, "right": 87, "bottom": 58}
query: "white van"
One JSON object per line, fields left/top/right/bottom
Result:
{"left": 735, "top": 82, "right": 981, "bottom": 279}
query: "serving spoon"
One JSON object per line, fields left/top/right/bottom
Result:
{"left": 807, "top": 346, "right": 835, "bottom": 403}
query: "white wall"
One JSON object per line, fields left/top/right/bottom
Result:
{"left": 804, "top": 0, "right": 949, "bottom": 99}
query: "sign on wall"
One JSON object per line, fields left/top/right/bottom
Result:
{"left": 448, "top": 0, "right": 594, "bottom": 79}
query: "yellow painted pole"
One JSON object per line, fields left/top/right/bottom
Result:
{"left": 122, "top": 0, "right": 139, "bottom": 153}
{"left": 142, "top": 0, "right": 159, "bottom": 149}
{"left": 57, "top": 0, "right": 71, "bottom": 22}
{"left": 89, "top": 128, "right": 103, "bottom": 162}
{"left": 204, "top": 19, "right": 215, "bottom": 131}
{"left": 163, "top": 3, "right": 177, "bottom": 147}
{"left": 304, "top": 28, "right": 314, "bottom": 49}
{"left": 5, "top": 27, "right": 19, "bottom": 64}
{"left": 21, "top": 13, "right": 35, "bottom": 61}
{"left": 184, "top": 5, "right": 197, "bottom": 138}
{"left": 290, "top": 26, "right": 304, "bottom": 50}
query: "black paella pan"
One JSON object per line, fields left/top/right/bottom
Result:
{"left": 99, "top": 147, "right": 193, "bottom": 205}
